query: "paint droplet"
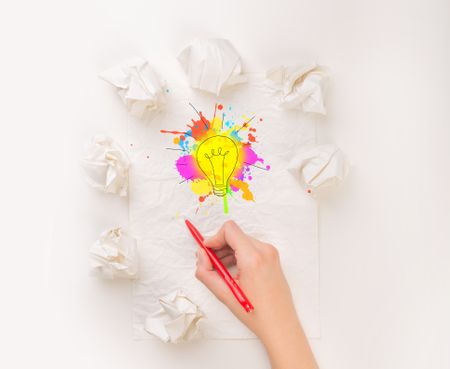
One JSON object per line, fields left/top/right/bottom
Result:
{"left": 307, "top": 189, "right": 312, "bottom": 194}
{"left": 266, "top": 165, "right": 271, "bottom": 170}
{"left": 146, "top": 155, "right": 149, "bottom": 159}
{"left": 248, "top": 176, "right": 253, "bottom": 180}
{"left": 166, "top": 89, "right": 170, "bottom": 93}
{"left": 217, "top": 104, "right": 223, "bottom": 110}
{"left": 259, "top": 118, "right": 263, "bottom": 122}
{"left": 130, "top": 143, "right": 133, "bottom": 147}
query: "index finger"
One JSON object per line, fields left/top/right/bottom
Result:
{"left": 204, "top": 220, "right": 256, "bottom": 253}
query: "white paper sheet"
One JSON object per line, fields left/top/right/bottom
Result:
{"left": 129, "top": 74, "right": 320, "bottom": 339}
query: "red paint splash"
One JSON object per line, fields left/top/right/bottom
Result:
{"left": 248, "top": 133, "right": 256, "bottom": 142}
{"left": 187, "top": 112, "right": 211, "bottom": 140}
{"left": 218, "top": 104, "right": 223, "bottom": 110}
{"left": 160, "top": 130, "right": 187, "bottom": 135}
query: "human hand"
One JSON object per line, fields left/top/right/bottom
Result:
{"left": 195, "top": 220, "right": 318, "bottom": 369}
{"left": 195, "top": 220, "right": 297, "bottom": 341}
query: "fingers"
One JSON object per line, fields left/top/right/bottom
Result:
{"left": 220, "top": 253, "right": 236, "bottom": 267}
{"left": 214, "top": 246, "right": 234, "bottom": 259}
{"left": 196, "top": 246, "right": 213, "bottom": 270}
{"left": 204, "top": 220, "right": 256, "bottom": 254}
{"left": 195, "top": 247, "right": 233, "bottom": 304}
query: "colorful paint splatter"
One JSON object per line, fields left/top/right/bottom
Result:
{"left": 161, "top": 103, "right": 270, "bottom": 214}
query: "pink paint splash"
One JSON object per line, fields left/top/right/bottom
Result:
{"left": 176, "top": 155, "right": 203, "bottom": 180}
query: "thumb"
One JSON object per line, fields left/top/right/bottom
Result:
{"left": 195, "top": 247, "right": 233, "bottom": 305}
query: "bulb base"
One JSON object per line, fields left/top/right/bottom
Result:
{"left": 213, "top": 185, "right": 227, "bottom": 197}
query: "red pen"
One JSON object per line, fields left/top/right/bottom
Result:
{"left": 185, "top": 219, "right": 254, "bottom": 313}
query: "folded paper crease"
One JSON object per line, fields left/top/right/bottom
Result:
{"left": 177, "top": 38, "right": 246, "bottom": 96}
{"left": 267, "top": 64, "right": 328, "bottom": 114}
{"left": 82, "top": 135, "right": 130, "bottom": 196}
{"left": 90, "top": 227, "right": 139, "bottom": 279}
{"left": 288, "top": 144, "right": 349, "bottom": 194}
{"left": 144, "top": 290, "right": 204, "bottom": 343}
{"left": 100, "top": 58, "right": 166, "bottom": 118}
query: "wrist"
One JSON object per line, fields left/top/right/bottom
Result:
{"left": 261, "top": 320, "right": 317, "bottom": 369}
{"left": 261, "top": 318, "right": 303, "bottom": 347}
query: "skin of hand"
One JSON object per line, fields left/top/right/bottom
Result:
{"left": 195, "top": 220, "right": 318, "bottom": 369}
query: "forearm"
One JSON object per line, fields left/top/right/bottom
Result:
{"left": 261, "top": 319, "right": 318, "bottom": 369}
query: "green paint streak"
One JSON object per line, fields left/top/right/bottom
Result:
{"left": 223, "top": 194, "right": 229, "bottom": 214}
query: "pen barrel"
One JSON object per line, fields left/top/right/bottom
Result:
{"left": 203, "top": 246, "right": 254, "bottom": 313}
{"left": 185, "top": 219, "right": 254, "bottom": 313}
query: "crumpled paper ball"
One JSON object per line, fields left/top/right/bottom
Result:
{"left": 82, "top": 135, "right": 130, "bottom": 196}
{"left": 288, "top": 144, "right": 349, "bottom": 195}
{"left": 177, "top": 38, "right": 246, "bottom": 96}
{"left": 144, "top": 290, "right": 204, "bottom": 343}
{"left": 266, "top": 64, "right": 328, "bottom": 114}
{"left": 90, "top": 227, "right": 139, "bottom": 279}
{"left": 99, "top": 58, "right": 165, "bottom": 118}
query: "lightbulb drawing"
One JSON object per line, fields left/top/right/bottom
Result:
{"left": 196, "top": 135, "right": 239, "bottom": 197}
{"left": 161, "top": 102, "right": 270, "bottom": 214}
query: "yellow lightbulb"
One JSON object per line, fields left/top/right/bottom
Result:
{"left": 196, "top": 135, "right": 239, "bottom": 197}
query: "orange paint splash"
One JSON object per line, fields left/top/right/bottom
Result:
{"left": 229, "top": 179, "right": 254, "bottom": 201}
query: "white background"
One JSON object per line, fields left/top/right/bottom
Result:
{"left": 1, "top": 1, "right": 449, "bottom": 368}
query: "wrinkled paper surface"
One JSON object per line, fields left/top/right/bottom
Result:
{"left": 100, "top": 58, "right": 165, "bottom": 118}
{"left": 82, "top": 135, "right": 130, "bottom": 196}
{"left": 177, "top": 38, "right": 246, "bottom": 96}
{"left": 267, "top": 64, "right": 328, "bottom": 114}
{"left": 129, "top": 74, "right": 320, "bottom": 339}
{"left": 144, "top": 290, "right": 204, "bottom": 343}
{"left": 90, "top": 227, "right": 139, "bottom": 279}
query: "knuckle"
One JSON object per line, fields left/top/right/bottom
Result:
{"left": 265, "top": 244, "right": 279, "bottom": 259}
{"left": 194, "top": 268, "right": 205, "bottom": 281}
{"left": 248, "top": 252, "right": 264, "bottom": 269}
{"left": 223, "top": 219, "right": 236, "bottom": 230}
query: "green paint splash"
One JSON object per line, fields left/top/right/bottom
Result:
{"left": 223, "top": 194, "right": 229, "bottom": 214}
